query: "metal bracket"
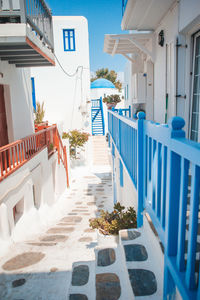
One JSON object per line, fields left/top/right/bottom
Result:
{"left": 175, "top": 95, "right": 187, "bottom": 99}
{"left": 176, "top": 44, "right": 188, "bottom": 48}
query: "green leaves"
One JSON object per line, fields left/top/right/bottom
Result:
{"left": 62, "top": 130, "right": 90, "bottom": 159}
{"left": 103, "top": 94, "right": 121, "bottom": 104}
{"left": 34, "top": 101, "right": 45, "bottom": 124}
{"left": 89, "top": 202, "right": 137, "bottom": 235}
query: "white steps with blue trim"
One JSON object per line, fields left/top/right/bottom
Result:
{"left": 119, "top": 217, "right": 164, "bottom": 299}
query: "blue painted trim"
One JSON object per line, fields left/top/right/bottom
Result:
{"left": 63, "top": 29, "right": 76, "bottom": 52}
{"left": 100, "top": 97, "right": 105, "bottom": 135}
{"left": 112, "top": 142, "right": 115, "bottom": 157}
{"left": 122, "top": 0, "right": 128, "bottom": 16}
{"left": 112, "top": 157, "right": 117, "bottom": 204}
{"left": 119, "top": 159, "right": 123, "bottom": 187}
{"left": 108, "top": 109, "right": 200, "bottom": 300}
{"left": 31, "top": 77, "right": 36, "bottom": 111}
{"left": 91, "top": 98, "right": 104, "bottom": 136}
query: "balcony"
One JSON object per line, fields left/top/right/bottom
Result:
{"left": 121, "top": 0, "right": 176, "bottom": 31}
{"left": 0, "top": 0, "right": 55, "bottom": 67}
{"left": 108, "top": 109, "right": 200, "bottom": 300}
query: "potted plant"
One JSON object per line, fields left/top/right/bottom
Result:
{"left": 103, "top": 94, "right": 121, "bottom": 109}
{"left": 62, "top": 130, "right": 90, "bottom": 159}
{"left": 89, "top": 203, "right": 137, "bottom": 244}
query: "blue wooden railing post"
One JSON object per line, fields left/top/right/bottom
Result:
{"left": 129, "top": 105, "right": 131, "bottom": 118}
{"left": 137, "top": 111, "right": 145, "bottom": 227}
{"left": 119, "top": 109, "right": 122, "bottom": 153}
{"left": 164, "top": 117, "right": 185, "bottom": 299}
{"left": 100, "top": 97, "right": 105, "bottom": 136}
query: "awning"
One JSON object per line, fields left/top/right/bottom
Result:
{"left": 104, "top": 32, "right": 155, "bottom": 62}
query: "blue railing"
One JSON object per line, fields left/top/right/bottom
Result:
{"left": 112, "top": 105, "right": 131, "bottom": 118}
{"left": 91, "top": 99, "right": 100, "bottom": 108}
{"left": 99, "top": 97, "right": 105, "bottom": 136}
{"left": 108, "top": 110, "right": 200, "bottom": 300}
{"left": 122, "top": 0, "right": 128, "bottom": 16}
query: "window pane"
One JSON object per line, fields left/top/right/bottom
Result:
{"left": 63, "top": 29, "right": 75, "bottom": 51}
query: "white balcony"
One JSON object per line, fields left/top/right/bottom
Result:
{"left": 121, "top": 0, "right": 176, "bottom": 31}
{"left": 0, "top": 0, "right": 55, "bottom": 67}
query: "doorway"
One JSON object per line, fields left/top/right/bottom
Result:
{"left": 0, "top": 85, "right": 8, "bottom": 147}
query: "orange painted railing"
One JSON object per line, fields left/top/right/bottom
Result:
{"left": 54, "top": 128, "right": 69, "bottom": 188}
{"left": 0, "top": 125, "right": 69, "bottom": 187}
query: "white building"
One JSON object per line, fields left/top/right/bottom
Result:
{"left": 104, "top": 1, "right": 200, "bottom": 299}
{"left": 0, "top": 1, "right": 69, "bottom": 255}
{"left": 104, "top": 0, "right": 200, "bottom": 142}
{"left": 32, "top": 16, "right": 91, "bottom": 133}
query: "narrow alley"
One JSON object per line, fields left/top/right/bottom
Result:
{"left": 0, "top": 137, "right": 116, "bottom": 300}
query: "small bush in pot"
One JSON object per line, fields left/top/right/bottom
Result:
{"left": 89, "top": 202, "right": 137, "bottom": 235}
{"left": 103, "top": 94, "right": 121, "bottom": 109}
{"left": 62, "top": 130, "right": 90, "bottom": 159}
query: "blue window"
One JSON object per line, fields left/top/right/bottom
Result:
{"left": 119, "top": 159, "right": 124, "bottom": 187}
{"left": 63, "top": 29, "right": 75, "bottom": 51}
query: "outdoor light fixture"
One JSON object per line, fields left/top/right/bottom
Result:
{"left": 158, "top": 30, "right": 164, "bottom": 47}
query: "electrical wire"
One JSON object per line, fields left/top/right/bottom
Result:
{"left": 52, "top": 52, "right": 90, "bottom": 130}
{"left": 53, "top": 53, "right": 90, "bottom": 77}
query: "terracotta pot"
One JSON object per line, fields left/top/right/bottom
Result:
{"left": 106, "top": 103, "right": 117, "bottom": 110}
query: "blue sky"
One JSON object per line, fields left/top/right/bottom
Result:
{"left": 46, "top": 0, "right": 127, "bottom": 73}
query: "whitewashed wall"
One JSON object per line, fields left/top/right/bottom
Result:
{"left": 31, "top": 16, "right": 90, "bottom": 133}
{"left": 111, "top": 141, "right": 138, "bottom": 211}
{"left": 0, "top": 148, "right": 67, "bottom": 255}
{"left": 153, "top": 3, "right": 178, "bottom": 124}
{"left": 0, "top": 61, "right": 34, "bottom": 141}
{"left": 123, "top": 0, "right": 200, "bottom": 136}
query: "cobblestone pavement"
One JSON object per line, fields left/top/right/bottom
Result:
{"left": 0, "top": 170, "right": 113, "bottom": 300}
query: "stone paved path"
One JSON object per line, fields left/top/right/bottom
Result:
{"left": 92, "top": 136, "right": 111, "bottom": 166}
{"left": 0, "top": 170, "right": 113, "bottom": 300}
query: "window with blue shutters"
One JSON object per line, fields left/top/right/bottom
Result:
{"left": 63, "top": 29, "right": 76, "bottom": 51}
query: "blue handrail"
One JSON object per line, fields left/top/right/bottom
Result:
{"left": 108, "top": 109, "right": 200, "bottom": 300}
{"left": 122, "top": 0, "right": 128, "bottom": 16}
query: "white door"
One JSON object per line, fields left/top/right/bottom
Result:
{"left": 190, "top": 32, "right": 200, "bottom": 142}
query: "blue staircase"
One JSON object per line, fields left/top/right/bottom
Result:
{"left": 91, "top": 97, "right": 105, "bottom": 136}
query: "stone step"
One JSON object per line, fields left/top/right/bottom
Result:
{"left": 67, "top": 261, "right": 96, "bottom": 300}
{"left": 119, "top": 218, "right": 164, "bottom": 299}
{"left": 94, "top": 239, "right": 134, "bottom": 300}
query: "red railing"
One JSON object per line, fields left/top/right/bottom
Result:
{"left": 0, "top": 125, "right": 69, "bottom": 187}
{"left": 54, "top": 127, "right": 69, "bottom": 188}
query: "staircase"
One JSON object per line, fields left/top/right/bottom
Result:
{"left": 67, "top": 218, "right": 163, "bottom": 299}
{"left": 91, "top": 98, "right": 105, "bottom": 136}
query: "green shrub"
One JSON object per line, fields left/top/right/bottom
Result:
{"left": 89, "top": 202, "right": 137, "bottom": 235}
{"left": 34, "top": 101, "right": 45, "bottom": 124}
{"left": 103, "top": 94, "right": 121, "bottom": 104}
{"left": 62, "top": 130, "right": 90, "bottom": 159}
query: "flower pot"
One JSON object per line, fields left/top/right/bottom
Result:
{"left": 106, "top": 103, "right": 117, "bottom": 110}
{"left": 97, "top": 229, "right": 119, "bottom": 246}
